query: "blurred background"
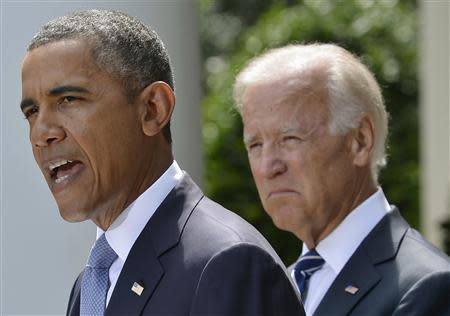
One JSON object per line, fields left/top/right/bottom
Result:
{"left": 200, "top": 0, "right": 449, "bottom": 263}
{"left": 1, "top": 0, "right": 449, "bottom": 314}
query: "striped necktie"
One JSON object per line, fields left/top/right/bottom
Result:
{"left": 294, "top": 249, "right": 325, "bottom": 298}
{"left": 80, "top": 234, "right": 118, "bottom": 315}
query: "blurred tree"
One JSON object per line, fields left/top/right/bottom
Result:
{"left": 199, "top": 0, "right": 418, "bottom": 264}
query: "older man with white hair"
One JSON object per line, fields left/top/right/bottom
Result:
{"left": 233, "top": 43, "right": 450, "bottom": 316}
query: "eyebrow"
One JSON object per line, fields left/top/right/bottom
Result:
{"left": 280, "top": 127, "right": 300, "bottom": 134}
{"left": 281, "top": 125, "right": 315, "bottom": 135}
{"left": 48, "top": 85, "right": 89, "bottom": 96}
{"left": 20, "top": 85, "right": 90, "bottom": 112}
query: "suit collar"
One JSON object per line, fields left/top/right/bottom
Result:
{"left": 69, "top": 174, "right": 203, "bottom": 316}
{"left": 363, "top": 207, "right": 409, "bottom": 264}
{"left": 314, "top": 207, "right": 409, "bottom": 316}
{"left": 102, "top": 160, "right": 183, "bottom": 262}
{"left": 105, "top": 174, "right": 203, "bottom": 315}
{"left": 311, "top": 188, "right": 390, "bottom": 276}
{"left": 144, "top": 173, "right": 203, "bottom": 256}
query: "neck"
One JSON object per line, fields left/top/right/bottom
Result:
{"left": 301, "top": 176, "right": 377, "bottom": 249}
{"left": 94, "top": 143, "right": 173, "bottom": 231}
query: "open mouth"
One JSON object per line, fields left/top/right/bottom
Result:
{"left": 49, "top": 159, "right": 83, "bottom": 184}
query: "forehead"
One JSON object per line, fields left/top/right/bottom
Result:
{"left": 21, "top": 39, "right": 102, "bottom": 91}
{"left": 241, "top": 78, "right": 329, "bottom": 131}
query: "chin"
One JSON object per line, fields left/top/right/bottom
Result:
{"left": 58, "top": 206, "right": 90, "bottom": 223}
{"left": 272, "top": 218, "right": 293, "bottom": 233}
{"left": 267, "top": 209, "right": 289, "bottom": 231}
{"left": 266, "top": 207, "right": 300, "bottom": 235}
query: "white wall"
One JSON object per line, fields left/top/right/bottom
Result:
{"left": 420, "top": 0, "right": 450, "bottom": 247}
{"left": 0, "top": 1, "right": 202, "bottom": 314}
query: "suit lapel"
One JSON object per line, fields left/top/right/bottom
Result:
{"left": 313, "top": 248, "right": 380, "bottom": 316}
{"left": 314, "top": 208, "right": 409, "bottom": 316}
{"left": 105, "top": 174, "right": 203, "bottom": 315}
{"left": 105, "top": 239, "right": 163, "bottom": 315}
{"left": 68, "top": 294, "right": 80, "bottom": 316}
{"left": 67, "top": 273, "right": 82, "bottom": 316}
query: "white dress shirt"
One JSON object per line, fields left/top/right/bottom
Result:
{"left": 292, "top": 188, "right": 392, "bottom": 316}
{"left": 91, "top": 160, "right": 183, "bottom": 306}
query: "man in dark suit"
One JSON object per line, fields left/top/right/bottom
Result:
{"left": 233, "top": 43, "right": 450, "bottom": 315}
{"left": 21, "top": 10, "right": 305, "bottom": 315}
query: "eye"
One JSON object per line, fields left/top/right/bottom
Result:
{"left": 23, "top": 105, "right": 39, "bottom": 119}
{"left": 247, "top": 142, "right": 262, "bottom": 152}
{"left": 282, "top": 135, "right": 302, "bottom": 145}
{"left": 284, "top": 135, "right": 300, "bottom": 141}
{"left": 61, "top": 96, "right": 78, "bottom": 103}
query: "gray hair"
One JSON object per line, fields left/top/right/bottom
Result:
{"left": 28, "top": 9, "right": 174, "bottom": 143}
{"left": 233, "top": 44, "right": 388, "bottom": 183}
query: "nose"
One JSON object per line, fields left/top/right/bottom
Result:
{"left": 259, "top": 147, "right": 287, "bottom": 179}
{"left": 30, "top": 110, "right": 66, "bottom": 148}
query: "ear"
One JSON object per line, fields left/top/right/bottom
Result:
{"left": 350, "top": 114, "right": 375, "bottom": 167}
{"left": 138, "top": 81, "right": 175, "bottom": 137}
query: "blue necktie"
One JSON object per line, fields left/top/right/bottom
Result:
{"left": 294, "top": 249, "right": 325, "bottom": 298}
{"left": 80, "top": 234, "right": 118, "bottom": 316}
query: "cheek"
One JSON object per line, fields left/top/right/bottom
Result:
{"left": 73, "top": 110, "right": 136, "bottom": 155}
{"left": 248, "top": 156, "right": 260, "bottom": 176}
{"left": 249, "top": 160, "right": 266, "bottom": 191}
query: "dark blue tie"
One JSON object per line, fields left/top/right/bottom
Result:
{"left": 80, "top": 234, "right": 118, "bottom": 315}
{"left": 294, "top": 249, "right": 325, "bottom": 298}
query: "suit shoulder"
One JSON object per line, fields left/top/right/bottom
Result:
{"left": 181, "top": 195, "right": 283, "bottom": 264}
{"left": 366, "top": 208, "right": 450, "bottom": 273}
{"left": 381, "top": 226, "right": 450, "bottom": 299}
{"left": 191, "top": 243, "right": 305, "bottom": 316}
{"left": 393, "top": 270, "right": 450, "bottom": 315}
{"left": 399, "top": 227, "right": 450, "bottom": 271}
{"left": 191, "top": 196, "right": 273, "bottom": 244}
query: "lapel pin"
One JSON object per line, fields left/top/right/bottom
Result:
{"left": 345, "top": 285, "right": 359, "bottom": 295}
{"left": 131, "top": 282, "right": 144, "bottom": 296}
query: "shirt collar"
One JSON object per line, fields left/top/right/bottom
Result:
{"left": 302, "top": 187, "right": 391, "bottom": 275}
{"left": 97, "top": 160, "right": 183, "bottom": 262}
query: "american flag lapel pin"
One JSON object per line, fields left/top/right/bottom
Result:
{"left": 131, "top": 282, "right": 144, "bottom": 296}
{"left": 345, "top": 285, "right": 359, "bottom": 295}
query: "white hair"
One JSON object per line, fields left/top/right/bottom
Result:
{"left": 233, "top": 43, "right": 388, "bottom": 183}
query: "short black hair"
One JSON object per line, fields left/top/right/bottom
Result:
{"left": 29, "top": 9, "right": 174, "bottom": 143}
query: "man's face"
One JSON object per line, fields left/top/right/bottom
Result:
{"left": 21, "top": 39, "right": 154, "bottom": 226}
{"left": 242, "top": 80, "right": 359, "bottom": 246}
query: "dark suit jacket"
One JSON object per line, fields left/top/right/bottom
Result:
{"left": 67, "top": 174, "right": 305, "bottom": 316}
{"left": 290, "top": 208, "right": 450, "bottom": 316}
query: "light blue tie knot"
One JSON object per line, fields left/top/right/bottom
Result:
{"left": 81, "top": 234, "right": 118, "bottom": 316}
{"left": 294, "top": 249, "right": 325, "bottom": 298}
{"left": 87, "top": 234, "right": 118, "bottom": 269}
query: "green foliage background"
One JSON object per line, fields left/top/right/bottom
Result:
{"left": 199, "top": 0, "right": 419, "bottom": 264}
